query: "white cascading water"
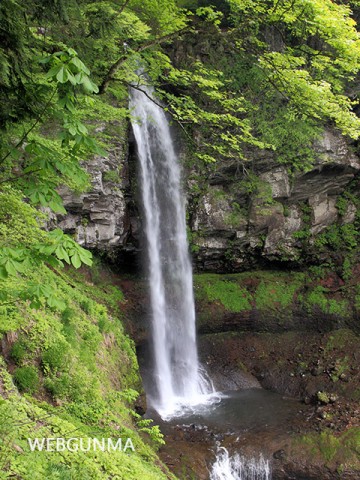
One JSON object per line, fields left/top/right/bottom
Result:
{"left": 210, "top": 447, "right": 271, "bottom": 480}
{"left": 130, "top": 85, "right": 213, "bottom": 417}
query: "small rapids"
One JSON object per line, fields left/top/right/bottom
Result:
{"left": 210, "top": 447, "right": 271, "bottom": 480}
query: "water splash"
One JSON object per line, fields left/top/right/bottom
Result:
{"left": 210, "top": 447, "right": 271, "bottom": 480}
{"left": 130, "top": 85, "right": 215, "bottom": 418}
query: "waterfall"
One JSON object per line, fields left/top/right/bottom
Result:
{"left": 129, "top": 85, "right": 213, "bottom": 417}
{"left": 210, "top": 447, "right": 271, "bottom": 480}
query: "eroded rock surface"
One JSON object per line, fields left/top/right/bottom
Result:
{"left": 190, "top": 129, "right": 360, "bottom": 271}
{"left": 54, "top": 122, "right": 140, "bottom": 263}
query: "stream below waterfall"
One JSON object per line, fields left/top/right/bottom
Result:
{"left": 146, "top": 388, "right": 311, "bottom": 480}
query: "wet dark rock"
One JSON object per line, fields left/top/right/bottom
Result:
{"left": 273, "top": 449, "right": 286, "bottom": 460}
{"left": 311, "top": 366, "right": 323, "bottom": 376}
{"left": 206, "top": 366, "right": 262, "bottom": 391}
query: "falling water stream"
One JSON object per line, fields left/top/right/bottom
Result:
{"left": 210, "top": 447, "right": 271, "bottom": 480}
{"left": 130, "top": 85, "right": 214, "bottom": 418}
{"left": 130, "top": 85, "right": 274, "bottom": 478}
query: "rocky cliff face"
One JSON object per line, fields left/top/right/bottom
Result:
{"left": 56, "top": 125, "right": 360, "bottom": 272}
{"left": 189, "top": 129, "right": 360, "bottom": 272}
{"left": 54, "top": 121, "right": 140, "bottom": 268}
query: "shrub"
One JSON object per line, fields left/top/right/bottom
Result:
{"left": 13, "top": 366, "right": 39, "bottom": 393}
{"left": 10, "top": 341, "right": 27, "bottom": 365}
{"left": 44, "top": 374, "right": 71, "bottom": 398}
{"left": 61, "top": 307, "right": 75, "bottom": 325}
{"left": 42, "top": 340, "right": 71, "bottom": 373}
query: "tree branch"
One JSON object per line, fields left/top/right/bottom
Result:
{"left": 98, "top": 26, "right": 190, "bottom": 94}
{"left": 0, "top": 168, "right": 42, "bottom": 185}
{"left": 128, "top": 82, "right": 164, "bottom": 110}
{"left": 119, "top": 0, "right": 131, "bottom": 15}
{"left": 126, "top": 82, "right": 197, "bottom": 146}
{"left": 0, "top": 89, "right": 56, "bottom": 166}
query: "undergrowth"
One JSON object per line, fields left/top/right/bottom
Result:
{"left": 0, "top": 263, "right": 172, "bottom": 479}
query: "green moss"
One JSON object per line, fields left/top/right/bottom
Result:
{"left": 295, "top": 428, "right": 360, "bottom": 468}
{"left": 197, "top": 276, "right": 252, "bottom": 312}
{"left": 304, "top": 286, "right": 349, "bottom": 316}
{"left": 326, "top": 330, "right": 357, "bottom": 351}
{"left": 318, "top": 432, "right": 341, "bottom": 462}
{"left": 255, "top": 279, "right": 299, "bottom": 310}
{"left": 103, "top": 169, "right": 121, "bottom": 183}
{"left": 316, "top": 391, "right": 330, "bottom": 404}
{"left": 195, "top": 271, "right": 306, "bottom": 315}
{"left": 224, "top": 202, "right": 246, "bottom": 228}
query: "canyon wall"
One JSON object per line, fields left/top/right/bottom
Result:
{"left": 55, "top": 124, "right": 360, "bottom": 273}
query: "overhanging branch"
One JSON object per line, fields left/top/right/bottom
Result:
{"left": 126, "top": 81, "right": 196, "bottom": 145}
{"left": 98, "top": 26, "right": 190, "bottom": 94}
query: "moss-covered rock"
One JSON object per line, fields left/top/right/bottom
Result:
{"left": 287, "top": 428, "right": 360, "bottom": 478}
{"left": 194, "top": 269, "right": 357, "bottom": 334}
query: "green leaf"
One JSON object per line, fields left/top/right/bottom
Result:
{"left": 46, "top": 65, "right": 62, "bottom": 78}
{"left": 55, "top": 245, "right": 70, "bottom": 264}
{"left": 67, "top": 72, "right": 77, "bottom": 85}
{"left": 48, "top": 200, "right": 66, "bottom": 214}
{"left": 67, "top": 48, "right": 77, "bottom": 57}
{"left": 77, "top": 123, "right": 88, "bottom": 134}
{"left": 69, "top": 57, "right": 90, "bottom": 75}
{"left": 4, "top": 259, "right": 18, "bottom": 276}
{"left": 38, "top": 55, "right": 52, "bottom": 64}
{"left": 56, "top": 66, "right": 69, "bottom": 83}
{"left": 68, "top": 125, "right": 77, "bottom": 135}
{"left": 46, "top": 256, "right": 63, "bottom": 268}
{"left": 81, "top": 75, "right": 99, "bottom": 93}
{"left": 70, "top": 252, "right": 81, "bottom": 269}
{"left": 79, "top": 249, "right": 93, "bottom": 266}
{"left": 46, "top": 296, "right": 66, "bottom": 311}
{"left": 0, "top": 266, "right": 8, "bottom": 280}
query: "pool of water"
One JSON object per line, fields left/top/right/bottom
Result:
{"left": 164, "top": 388, "right": 302, "bottom": 434}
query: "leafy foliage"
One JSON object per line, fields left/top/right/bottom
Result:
{"left": 153, "top": 0, "right": 360, "bottom": 167}
{"left": 0, "top": 262, "right": 171, "bottom": 478}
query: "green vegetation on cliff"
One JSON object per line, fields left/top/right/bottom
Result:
{"left": 0, "top": 262, "right": 171, "bottom": 479}
{"left": 194, "top": 269, "right": 354, "bottom": 330}
{"left": 0, "top": 139, "right": 169, "bottom": 475}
